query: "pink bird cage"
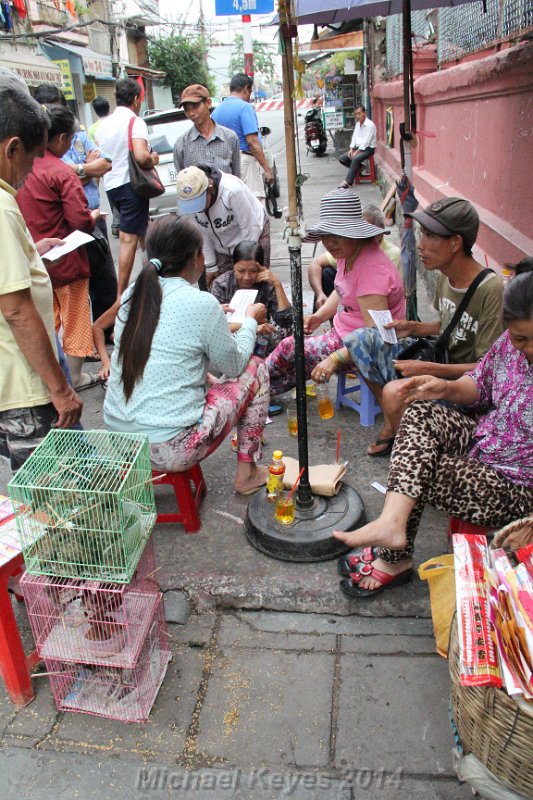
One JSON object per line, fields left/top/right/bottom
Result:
{"left": 45, "top": 603, "right": 170, "bottom": 722}
{"left": 20, "top": 537, "right": 161, "bottom": 670}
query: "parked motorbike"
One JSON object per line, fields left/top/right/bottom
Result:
{"left": 304, "top": 108, "right": 327, "bottom": 156}
{"left": 259, "top": 126, "right": 282, "bottom": 219}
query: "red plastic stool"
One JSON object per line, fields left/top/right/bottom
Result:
{"left": 355, "top": 155, "right": 377, "bottom": 184}
{"left": 152, "top": 466, "right": 207, "bottom": 533}
{"left": 447, "top": 516, "right": 493, "bottom": 547}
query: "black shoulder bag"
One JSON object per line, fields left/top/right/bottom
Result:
{"left": 396, "top": 268, "right": 494, "bottom": 366}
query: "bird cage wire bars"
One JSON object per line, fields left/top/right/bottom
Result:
{"left": 20, "top": 537, "right": 160, "bottom": 669}
{"left": 8, "top": 430, "right": 157, "bottom": 582}
{"left": 45, "top": 603, "right": 170, "bottom": 723}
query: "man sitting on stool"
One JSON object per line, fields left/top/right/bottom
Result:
{"left": 339, "top": 105, "right": 376, "bottom": 188}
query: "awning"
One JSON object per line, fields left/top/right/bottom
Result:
{"left": 45, "top": 41, "right": 114, "bottom": 79}
{"left": 124, "top": 64, "right": 166, "bottom": 80}
{"left": 0, "top": 47, "right": 62, "bottom": 88}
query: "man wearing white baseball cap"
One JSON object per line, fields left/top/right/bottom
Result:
{"left": 176, "top": 164, "right": 270, "bottom": 288}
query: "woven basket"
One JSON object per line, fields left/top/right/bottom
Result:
{"left": 449, "top": 617, "right": 533, "bottom": 796}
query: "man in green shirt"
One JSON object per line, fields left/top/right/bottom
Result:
{"left": 343, "top": 197, "right": 503, "bottom": 455}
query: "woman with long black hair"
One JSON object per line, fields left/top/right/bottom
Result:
{"left": 104, "top": 215, "right": 270, "bottom": 495}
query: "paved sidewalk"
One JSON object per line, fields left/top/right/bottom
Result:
{"left": 0, "top": 134, "right": 468, "bottom": 799}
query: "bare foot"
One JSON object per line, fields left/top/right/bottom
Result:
{"left": 354, "top": 556, "right": 413, "bottom": 591}
{"left": 234, "top": 465, "right": 268, "bottom": 495}
{"left": 333, "top": 518, "right": 408, "bottom": 551}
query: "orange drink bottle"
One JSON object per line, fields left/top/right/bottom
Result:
{"left": 266, "top": 450, "right": 285, "bottom": 501}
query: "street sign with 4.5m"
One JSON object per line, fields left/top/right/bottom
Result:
{"left": 215, "top": 0, "right": 274, "bottom": 15}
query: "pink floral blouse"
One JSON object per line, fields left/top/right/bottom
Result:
{"left": 466, "top": 331, "right": 533, "bottom": 488}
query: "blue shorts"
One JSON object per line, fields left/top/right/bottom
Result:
{"left": 106, "top": 182, "right": 149, "bottom": 236}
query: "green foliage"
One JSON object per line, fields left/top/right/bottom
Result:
{"left": 148, "top": 33, "right": 216, "bottom": 102}
{"left": 315, "top": 50, "right": 363, "bottom": 81}
{"left": 228, "top": 33, "right": 276, "bottom": 84}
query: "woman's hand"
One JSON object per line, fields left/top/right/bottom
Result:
{"left": 98, "top": 363, "right": 110, "bottom": 381}
{"left": 303, "top": 314, "right": 321, "bottom": 335}
{"left": 221, "top": 304, "right": 235, "bottom": 314}
{"left": 245, "top": 302, "right": 267, "bottom": 324}
{"left": 257, "top": 322, "right": 277, "bottom": 336}
{"left": 90, "top": 208, "right": 101, "bottom": 222}
{"left": 36, "top": 237, "right": 64, "bottom": 256}
{"left": 256, "top": 269, "right": 278, "bottom": 286}
{"left": 310, "top": 356, "right": 337, "bottom": 383}
{"left": 397, "top": 375, "right": 449, "bottom": 404}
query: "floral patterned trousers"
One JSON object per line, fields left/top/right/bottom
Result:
{"left": 149, "top": 357, "right": 269, "bottom": 472}
{"left": 266, "top": 327, "right": 348, "bottom": 397}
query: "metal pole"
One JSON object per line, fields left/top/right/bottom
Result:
{"left": 280, "top": 22, "right": 314, "bottom": 510}
{"left": 402, "top": 0, "right": 413, "bottom": 180}
{"left": 242, "top": 14, "right": 254, "bottom": 77}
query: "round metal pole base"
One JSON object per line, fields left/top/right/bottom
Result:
{"left": 244, "top": 483, "right": 365, "bottom": 562}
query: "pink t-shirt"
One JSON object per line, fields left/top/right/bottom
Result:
{"left": 333, "top": 241, "right": 405, "bottom": 338}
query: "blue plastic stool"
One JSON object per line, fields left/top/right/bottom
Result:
{"left": 335, "top": 372, "right": 381, "bottom": 427}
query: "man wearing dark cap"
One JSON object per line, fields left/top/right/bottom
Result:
{"left": 173, "top": 84, "right": 241, "bottom": 178}
{"left": 342, "top": 196, "right": 504, "bottom": 456}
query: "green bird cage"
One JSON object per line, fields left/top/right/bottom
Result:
{"left": 8, "top": 430, "right": 156, "bottom": 583}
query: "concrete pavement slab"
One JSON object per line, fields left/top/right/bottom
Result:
{"left": 335, "top": 653, "right": 456, "bottom": 777}
{"left": 197, "top": 648, "right": 334, "bottom": 768}
{"left": 231, "top": 611, "right": 434, "bottom": 637}
{"left": 217, "top": 615, "right": 337, "bottom": 653}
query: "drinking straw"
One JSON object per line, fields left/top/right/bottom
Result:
{"left": 484, "top": 253, "right": 489, "bottom": 267}
{"left": 286, "top": 466, "right": 306, "bottom": 503}
{"left": 336, "top": 430, "right": 341, "bottom": 464}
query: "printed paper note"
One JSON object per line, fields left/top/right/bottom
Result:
{"left": 43, "top": 230, "right": 94, "bottom": 262}
{"left": 226, "top": 290, "right": 258, "bottom": 324}
{"left": 369, "top": 309, "right": 398, "bottom": 344}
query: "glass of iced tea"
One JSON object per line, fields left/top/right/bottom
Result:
{"left": 287, "top": 406, "right": 298, "bottom": 437}
{"left": 275, "top": 490, "right": 296, "bottom": 525}
{"left": 315, "top": 382, "right": 334, "bottom": 419}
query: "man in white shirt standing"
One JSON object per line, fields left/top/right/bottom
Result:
{"left": 96, "top": 78, "right": 159, "bottom": 294}
{"left": 339, "top": 105, "right": 377, "bottom": 188}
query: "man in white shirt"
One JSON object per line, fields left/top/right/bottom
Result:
{"left": 96, "top": 78, "right": 159, "bottom": 294}
{"left": 339, "top": 105, "right": 377, "bottom": 188}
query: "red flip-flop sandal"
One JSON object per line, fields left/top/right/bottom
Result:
{"left": 340, "top": 561, "right": 413, "bottom": 598}
{"left": 337, "top": 546, "right": 382, "bottom": 577}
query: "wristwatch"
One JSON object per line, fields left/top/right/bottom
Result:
{"left": 77, "top": 164, "right": 86, "bottom": 179}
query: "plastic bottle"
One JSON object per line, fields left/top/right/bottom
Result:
{"left": 266, "top": 450, "right": 285, "bottom": 501}
{"left": 501, "top": 267, "right": 512, "bottom": 288}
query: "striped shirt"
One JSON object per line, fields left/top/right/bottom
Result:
{"left": 173, "top": 122, "right": 241, "bottom": 178}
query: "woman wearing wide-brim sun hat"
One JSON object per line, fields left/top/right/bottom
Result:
{"left": 266, "top": 188, "right": 406, "bottom": 397}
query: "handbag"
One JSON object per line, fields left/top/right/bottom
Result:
{"left": 127, "top": 117, "right": 165, "bottom": 199}
{"left": 396, "top": 268, "right": 493, "bottom": 365}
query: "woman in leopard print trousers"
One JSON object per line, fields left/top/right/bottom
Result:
{"left": 334, "top": 270, "right": 533, "bottom": 598}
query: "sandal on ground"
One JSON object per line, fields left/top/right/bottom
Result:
{"left": 340, "top": 561, "right": 413, "bottom": 599}
{"left": 337, "top": 546, "right": 382, "bottom": 577}
{"left": 268, "top": 403, "right": 283, "bottom": 416}
{"left": 367, "top": 436, "right": 395, "bottom": 458}
{"left": 75, "top": 373, "right": 106, "bottom": 391}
